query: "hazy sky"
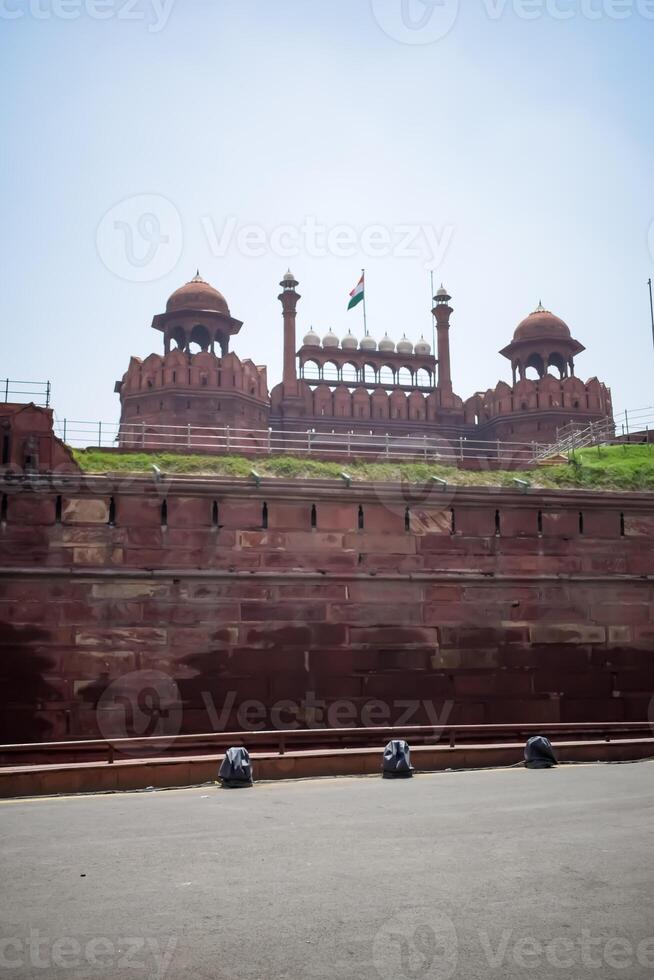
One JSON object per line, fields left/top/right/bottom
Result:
{"left": 1, "top": 0, "right": 653, "bottom": 432}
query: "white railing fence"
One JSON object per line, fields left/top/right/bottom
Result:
{"left": 47, "top": 406, "right": 653, "bottom": 466}
{"left": 53, "top": 418, "right": 550, "bottom": 466}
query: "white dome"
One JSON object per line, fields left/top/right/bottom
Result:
{"left": 414, "top": 335, "right": 431, "bottom": 355}
{"left": 322, "top": 329, "right": 339, "bottom": 348}
{"left": 378, "top": 334, "right": 395, "bottom": 352}
{"left": 341, "top": 330, "right": 358, "bottom": 350}
{"left": 360, "top": 335, "right": 377, "bottom": 351}
{"left": 396, "top": 334, "right": 413, "bottom": 354}
{"left": 303, "top": 327, "right": 320, "bottom": 347}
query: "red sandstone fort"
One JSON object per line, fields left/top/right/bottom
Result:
{"left": 0, "top": 270, "right": 652, "bottom": 749}
{"left": 113, "top": 271, "right": 612, "bottom": 449}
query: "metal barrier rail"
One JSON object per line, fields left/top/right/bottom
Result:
{"left": 1, "top": 722, "right": 651, "bottom": 766}
{"left": 1, "top": 378, "right": 51, "bottom": 407}
{"left": 53, "top": 417, "right": 549, "bottom": 464}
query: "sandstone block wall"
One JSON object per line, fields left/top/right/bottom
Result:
{"left": 0, "top": 475, "right": 653, "bottom": 742}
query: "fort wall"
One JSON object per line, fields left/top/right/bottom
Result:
{"left": 1, "top": 475, "right": 652, "bottom": 743}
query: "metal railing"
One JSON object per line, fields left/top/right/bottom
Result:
{"left": 1, "top": 378, "right": 51, "bottom": 408}
{"left": 534, "top": 406, "right": 654, "bottom": 460}
{"left": 0, "top": 721, "right": 652, "bottom": 767}
{"left": 53, "top": 417, "right": 553, "bottom": 466}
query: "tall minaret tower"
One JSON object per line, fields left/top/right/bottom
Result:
{"left": 432, "top": 284, "right": 453, "bottom": 395}
{"left": 276, "top": 269, "right": 305, "bottom": 420}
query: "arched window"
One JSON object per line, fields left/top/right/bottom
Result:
{"left": 189, "top": 324, "right": 210, "bottom": 353}
{"left": 302, "top": 360, "right": 321, "bottom": 381}
{"left": 524, "top": 353, "right": 544, "bottom": 380}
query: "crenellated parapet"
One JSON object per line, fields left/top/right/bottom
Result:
{"left": 464, "top": 374, "right": 612, "bottom": 442}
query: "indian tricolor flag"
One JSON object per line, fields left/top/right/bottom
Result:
{"left": 347, "top": 273, "right": 365, "bottom": 311}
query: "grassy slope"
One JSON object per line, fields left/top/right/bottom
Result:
{"left": 72, "top": 444, "right": 654, "bottom": 491}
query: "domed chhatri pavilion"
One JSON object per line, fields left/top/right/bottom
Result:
{"left": 115, "top": 271, "right": 613, "bottom": 447}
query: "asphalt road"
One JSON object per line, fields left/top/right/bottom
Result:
{"left": 1, "top": 763, "right": 654, "bottom": 979}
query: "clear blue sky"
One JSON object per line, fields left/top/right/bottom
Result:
{"left": 1, "top": 0, "right": 653, "bottom": 426}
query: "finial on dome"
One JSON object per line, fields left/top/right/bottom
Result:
{"left": 535, "top": 300, "right": 546, "bottom": 312}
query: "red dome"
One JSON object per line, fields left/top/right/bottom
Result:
{"left": 514, "top": 305, "right": 571, "bottom": 342}
{"left": 166, "top": 273, "right": 229, "bottom": 316}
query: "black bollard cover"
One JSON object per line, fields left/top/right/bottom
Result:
{"left": 219, "top": 746, "right": 253, "bottom": 787}
{"left": 524, "top": 735, "right": 558, "bottom": 769}
{"left": 382, "top": 739, "right": 414, "bottom": 779}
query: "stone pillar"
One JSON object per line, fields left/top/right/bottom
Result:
{"left": 432, "top": 288, "right": 453, "bottom": 395}
{"left": 279, "top": 271, "right": 300, "bottom": 397}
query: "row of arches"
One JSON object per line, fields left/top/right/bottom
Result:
{"left": 163, "top": 323, "right": 230, "bottom": 356}
{"left": 300, "top": 360, "right": 435, "bottom": 388}
{"left": 511, "top": 351, "right": 576, "bottom": 383}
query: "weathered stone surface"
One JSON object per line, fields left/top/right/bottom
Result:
{"left": 1, "top": 481, "right": 654, "bottom": 741}
{"left": 529, "top": 625, "right": 607, "bottom": 645}
{"left": 62, "top": 498, "right": 110, "bottom": 524}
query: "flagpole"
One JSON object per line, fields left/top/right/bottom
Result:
{"left": 648, "top": 278, "right": 654, "bottom": 353}
{"left": 361, "top": 268, "right": 368, "bottom": 336}
{"left": 430, "top": 270, "right": 436, "bottom": 358}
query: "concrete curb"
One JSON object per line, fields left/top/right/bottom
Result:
{"left": 2, "top": 738, "right": 654, "bottom": 798}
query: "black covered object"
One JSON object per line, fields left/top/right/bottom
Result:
{"left": 219, "top": 746, "right": 253, "bottom": 787}
{"left": 382, "top": 739, "right": 414, "bottom": 779}
{"left": 524, "top": 735, "right": 558, "bottom": 769}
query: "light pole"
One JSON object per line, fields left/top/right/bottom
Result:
{"left": 649, "top": 278, "right": 654, "bottom": 352}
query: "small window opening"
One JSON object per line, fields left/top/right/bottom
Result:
{"left": 495, "top": 509, "right": 501, "bottom": 536}
{"left": 161, "top": 499, "right": 168, "bottom": 527}
{"left": 108, "top": 496, "right": 116, "bottom": 526}
{"left": 310, "top": 504, "right": 317, "bottom": 529}
{"left": 358, "top": 505, "right": 364, "bottom": 530}
{"left": 212, "top": 500, "right": 219, "bottom": 527}
{"left": 55, "top": 495, "right": 62, "bottom": 523}
{"left": 262, "top": 502, "right": 268, "bottom": 529}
